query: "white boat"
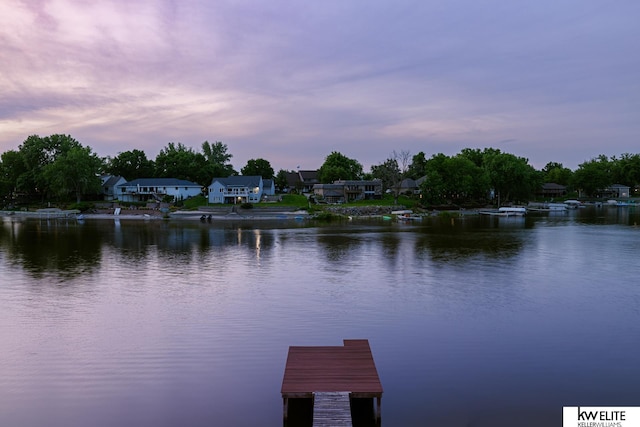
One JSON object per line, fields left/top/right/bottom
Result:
{"left": 498, "top": 207, "right": 526, "bottom": 216}
{"left": 564, "top": 200, "right": 582, "bottom": 209}
{"left": 527, "top": 203, "right": 567, "bottom": 213}
{"left": 479, "top": 207, "right": 526, "bottom": 217}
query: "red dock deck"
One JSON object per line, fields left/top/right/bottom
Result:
{"left": 281, "top": 339, "right": 383, "bottom": 421}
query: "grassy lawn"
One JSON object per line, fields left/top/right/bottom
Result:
{"left": 181, "top": 193, "right": 417, "bottom": 211}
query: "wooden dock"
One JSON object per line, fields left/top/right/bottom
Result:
{"left": 281, "top": 339, "right": 383, "bottom": 424}
{"left": 313, "top": 392, "right": 352, "bottom": 426}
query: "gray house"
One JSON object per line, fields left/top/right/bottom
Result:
{"left": 263, "top": 179, "right": 276, "bottom": 196}
{"left": 208, "top": 176, "right": 264, "bottom": 204}
{"left": 313, "top": 179, "right": 383, "bottom": 203}
{"left": 101, "top": 175, "right": 127, "bottom": 201}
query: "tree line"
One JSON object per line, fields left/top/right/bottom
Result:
{"left": 1, "top": 134, "right": 639, "bottom": 205}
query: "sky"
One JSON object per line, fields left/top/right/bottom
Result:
{"left": 1, "top": 0, "right": 638, "bottom": 173}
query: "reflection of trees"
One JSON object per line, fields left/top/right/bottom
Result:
{"left": 0, "top": 218, "right": 102, "bottom": 278}
{"left": 415, "top": 225, "right": 524, "bottom": 261}
{"left": 316, "top": 232, "right": 365, "bottom": 263}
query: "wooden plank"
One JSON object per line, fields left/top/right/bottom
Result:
{"left": 313, "top": 392, "right": 352, "bottom": 427}
{"left": 281, "top": 339, "right": 383, "bottom": 396}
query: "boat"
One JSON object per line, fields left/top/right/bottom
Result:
{"left": 527, "top": 203, "right": 567, "bottom": 213}
{"left": 479, "top": 207, "right": 526, "bottom": 217}
{"left": 397, "top": 213, "right": 422, "bottom": 221}
{"left": 564, "top": 200, "right": 582, "bottom": 209}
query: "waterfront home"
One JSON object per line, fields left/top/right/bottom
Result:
{"left": 208, "top": 175, "right": 263, "bottom": 204}
{"left": 263, "top": 179, "right": 276, "bottom": 196}
{"left": 117, "top": 178, "right": 202, "bottom": 203}
{"left": 101, "top": 175, "right": 127, "bottom": 201}
{"left": 313, "top": 179, "right": 383, "bottom": 203}
{"left": 285, "top": 170, "right": 320, "bottom": 193}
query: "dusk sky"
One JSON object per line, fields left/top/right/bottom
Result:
{"left": 1, "top": 0, "right": 638, "bottom": 173}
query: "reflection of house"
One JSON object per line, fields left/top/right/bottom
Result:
{"left": 286, "top": 170, "right": 320, "bottom": 193}
{"left": 117, "top": 178, "right": 202, "bottom": 202}
{"left": 537, "top": 183, "right": 567, "bottom": 198}
{"left": 208, "top": 176, "right": 263, "bottom": 204}
{"left": 101, "top": 175, "right": 127, "bottom": 201}
{"left": 313, "top": 179, "right": 383, "bottom": 203}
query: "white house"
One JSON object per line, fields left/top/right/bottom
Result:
{"left": 116, "top": 178, "right": 203, "bottom": 202}
{"left": 208, "top": 176, "right": 264, "bottom": 204}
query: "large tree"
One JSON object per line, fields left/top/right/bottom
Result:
{"left": 318, "top": 151, "right": 363, "bottom": 183}
{"left": 571, "top": 155, "right": 612, "bottom": 197}
{"left": 202, "top": 141, "right": 235, "bottom": 179}
{"left": 611, "top": 153, "right": 640, "bottom": 188}
{"left": 15, "top": 134, "right": 93, "bottom": 201}
{"left": 106, "top": 149, "right": 155, "bottom": 181}
{"left": 406, "top": 151, "right": 427, "bottom": 179}
{"left": 274, "top": 169, "right": 290, "bottom": 192}
{"left": 0, "top": 150, "right": 26, "bottom": 201}
{"left": 371, "top": 158, "right": 400, "bottom": 193}
{"left": 542, "top": 162, "right": 573, "bottom": 186}
{"left": 481, "top": 149, "right": 540, "bottom": 203}
{"left": 155, "top": 142, "right": 211, "bottom": 185}
{"left": 43, "top": 145, "right": 102, "bottom": 202}
{"left": 241, "top": 158, "right": 274, "bottom": 178}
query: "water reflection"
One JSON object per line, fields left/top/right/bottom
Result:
{"left": 414, "top": 217, "right": 525, "bottom": 261}
{"left": 0, "top": 218, "right": 102, "bottom": 279}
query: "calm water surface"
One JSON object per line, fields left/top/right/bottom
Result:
{"left": 1, "top": 208, "right": 639, "bottom": 427}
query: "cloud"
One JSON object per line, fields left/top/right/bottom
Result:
{"left": 0, "top": 0, "right": 639, "bottom": 172}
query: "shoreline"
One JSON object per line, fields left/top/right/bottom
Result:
{"left": 0, "top": 209, "right": 311, "bottom": 221}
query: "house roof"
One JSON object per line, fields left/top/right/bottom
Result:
{"left": 541, "top": 182, "right": 567, "bottom": 190}
{"left": 399, "top": 178, "right": 417, "bottom": 189}
{"left": 299, "top": 170, "right": 319, "bottom": 182}
{"left": 608, "top": 184, "right": 630, "bottom": 189}
{"left": 210, "top": 175, "right": 262, "bottom": 187}
{"left": 102, "top": 175, "right": 125, "bottom": 187}
{"left": 120, "top": 178, "right": 201, "bottom": 187}
{"left": 263, "top": 179, "right": 274, "bottom": 188}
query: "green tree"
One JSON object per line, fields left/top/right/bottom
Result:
{"left": 105, "top": 149, "right": 155, "bottom": 181}
{"left": 611, "top": 153, "right": 640, "bottom": 188}
{"left": 43, "top": 145, "right": 102, "bottom": 203}
{"left": 318, "top": 151, "right": 363, "bottom": 183}
{"left": 542, "top": 162, "right": 573, "bottom": 186}
{"left": 406, "top": 151, "right": 427, "bottom": 179}
{"left": 241, "top": 158, "right": 274, "bottom": 178}
{"left": 274, "top": 169, "right": 290, "bottom": 192}
{"left": 155, "top": 142, "right": 211, "bottom": 185}
{"left": 0, "top": 150, "right": 26, "bottom": 202}
{"left": 16, "top": 134, "right": 85, "bottom": 200}
{"left": 571, "top": 155, "right": 612, "bottom": 197}
{"left": 370, "top": 158, "right": 400, "bottom": 193}
{"left": 482, "top": 149, "right": 539, "bottom": 204}
{"left": 202, "top": 141, "right": 235, "bottom": 179}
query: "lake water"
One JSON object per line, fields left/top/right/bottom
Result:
{"left": 1, "top": 208, "right": 639, "bottom": 427}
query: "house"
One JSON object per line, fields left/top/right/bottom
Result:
{"left": 208, "top": 175, "right": 263, "bottom": 204}
{"left": 601, "top": 184, "right": 630, "bottom": 199}
{"left": 537, "top": 183, "right": 567, "bottom": 198}
{"left": 101, "top": 175, "right": 127, "bottom": 201}
{"left": 313, "top": 179, "right": 383, "bottom": 203}
{"left": 285, "top": 170, "right": 320, "bottom": 193}
{"left": 262, "top": 179, "right": 276, "bottom": 196}
{"left": 116, "top": 178, "right": 203, "bottom": 203}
